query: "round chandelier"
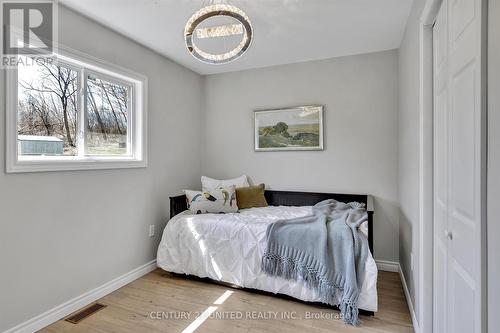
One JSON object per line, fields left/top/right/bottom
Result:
{"left": 184, "top": 3, "right": 253, "bottom": 65}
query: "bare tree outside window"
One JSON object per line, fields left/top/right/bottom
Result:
{"left": 18, "top": 60, "right": 78, "bottom": 155}
{"left": 17, "top": 59, "right": 130, "bottom": 157}
{"left": 86, "top": 75, "right": 129, "bottom": 155}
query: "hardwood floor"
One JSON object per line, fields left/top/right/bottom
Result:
{"left": 40, "top": 270, "right": 414, "bottom": 333}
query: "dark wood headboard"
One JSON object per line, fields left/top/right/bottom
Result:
{"left": 169, "top": 190, "right": 374, "bottom": 255}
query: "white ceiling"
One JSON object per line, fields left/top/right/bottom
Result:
{"left": 59, "top": 0, "right": 413, "bottom": 75}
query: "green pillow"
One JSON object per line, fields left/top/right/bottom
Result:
{"left": 236, "top": 184, "right": 268, "bottom": 209}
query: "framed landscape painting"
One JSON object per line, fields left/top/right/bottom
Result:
{"left": 254, "top": 105, "right": 324, "bottom": 151}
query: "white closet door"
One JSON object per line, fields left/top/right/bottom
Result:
{"left": 433, "top": 0, "right": 485, "bottom": 332}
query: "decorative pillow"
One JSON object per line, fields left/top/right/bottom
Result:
{"left": 201, "top": 175, "right": 249, "bottom": 192}
{"left": 235, "top": 184, "right": 268, "bottom": 209}
{"left": 184, "top": 186, "right": 238, "bottom": 214}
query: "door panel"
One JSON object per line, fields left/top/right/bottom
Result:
{"left": 451, "top": 0, "right": 475, "bottom": 42}
{"left": 448, "top": 258, "right": 476, "bottom": 333}
{"left": 447, "top": 0, "right": 483, "bottom": 331}
{"left": 433, "top": 0, "right": 484, "bottom": 331}
{"left": 450, "top": 63, "right": 476, "bottom": 219}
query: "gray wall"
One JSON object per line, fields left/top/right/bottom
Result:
{"left": 488, "top": 0, "right": 500, "bottom": 331}
{"left": 0, "top": 6, "right": 203, "bottom": 332}
{"left": 202, "top": 50, "right": 400, "bottom": 262}
{"left": 397, "top": 0, "right": 425, "bottom": 322}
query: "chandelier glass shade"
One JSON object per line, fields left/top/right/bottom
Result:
{"left": 184, "top": 4, "right": 253, "bottom": 65}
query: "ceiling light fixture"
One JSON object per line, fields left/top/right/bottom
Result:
{"left": 184, "top": 4, "right": 253, "bottom": 65}
{"left": 196, "top": 23, "right": 243, "bottom": 39}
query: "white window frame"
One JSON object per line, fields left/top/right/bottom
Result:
{"left": 5, "top": 45, "right": 148, "bottom": 173}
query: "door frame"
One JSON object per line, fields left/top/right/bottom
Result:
{"left": 419, "top": 0, "right": 488, "bottom": 332}
{"left": 419, "top": 2, "right": 441, "bottom": 332}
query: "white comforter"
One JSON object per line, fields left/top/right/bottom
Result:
{"left": 157, "top": 206, "right": 378, "bottom": 312}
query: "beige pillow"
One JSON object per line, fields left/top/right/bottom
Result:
{"left": 235, "top": 184, "right": 268, "bottom": 209}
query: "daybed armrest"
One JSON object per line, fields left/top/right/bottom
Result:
{"left": 367, "top": 195, "right": 374, "bottom": 213}
{"left": 366, "top": 195, "right": 374, "bottom": 256}
{"left": 170, "top": 194, "right": 187, "bottom": 219}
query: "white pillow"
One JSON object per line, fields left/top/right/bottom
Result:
{"left": 184, "top": 186, "right": 238, "bottom": 214}
{"left": 201, "top": 175, "right": 249, "bottom": 192}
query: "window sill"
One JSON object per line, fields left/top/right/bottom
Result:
{"left": 6, "top": 157, "right": 147, "bottom": 173}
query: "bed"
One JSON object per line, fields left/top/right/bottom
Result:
{"left": 157, "top": 190, "right": 377, "bottom": 314}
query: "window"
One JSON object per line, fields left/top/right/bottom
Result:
{"left": 6, "top": 48, "right": 147, "bottom": 172}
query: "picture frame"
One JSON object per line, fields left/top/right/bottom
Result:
{"left": 254, "top": 105, "right": 324, "bottom": 151}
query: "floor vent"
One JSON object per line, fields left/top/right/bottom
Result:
{"left": 65, "top": 303, "right": 107, "bottom": 324}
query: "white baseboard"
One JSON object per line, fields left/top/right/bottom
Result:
{"left": 375, "top": 259, "right": 399, "bottom": 272}
{"left": 398, "top": 265, "right": 420, "bottom": 333}
{"left": 3, "top": 260, "right": 157, "bottom": 333}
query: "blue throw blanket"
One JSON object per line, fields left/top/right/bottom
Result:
{"left": 261, "top": 199, "right": 369, "bottom": 325}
